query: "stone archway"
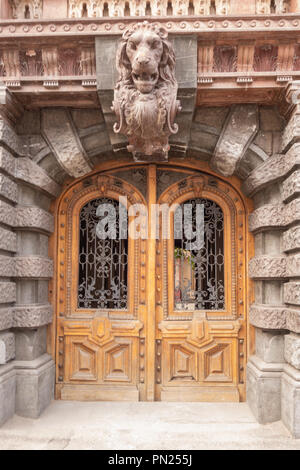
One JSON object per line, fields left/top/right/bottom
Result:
{"left": 0, "top": 85, "right": 299, "bottom": 436}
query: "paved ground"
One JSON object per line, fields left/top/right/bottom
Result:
{"left": 0, "top": 401, "right": 299, "bottom": 450}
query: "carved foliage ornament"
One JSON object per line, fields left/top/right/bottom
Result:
{"left": 112, "top": 21, "right": 181, "bottom": 161}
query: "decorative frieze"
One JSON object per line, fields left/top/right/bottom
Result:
{"left": 15, "top": 158, "right": 61, "bottom": 198}
{"left": 16, "top": 206, "right": 54, "bottom": 234}
{"left": 284, "top": 282, "right": 300, "bottom": 306}
{"left": 0, "top": 282, "right": 16, "bottom": 304}
{"left": 15, "top": 257, "right": 53, "bottom": 279}
{"left": 249, "top": 255, "right": 287, "bottom": 279}
{"left": 211, "top": 105, "right": 258, "bottom": 177}
{"left": 42, "top": 46, "right": 58, "bottom": 77}
{"left": 243, "top": 145, "right": 300, "bottom": 196}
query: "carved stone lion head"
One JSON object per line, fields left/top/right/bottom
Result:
{"left": 113, "top": 21, "right": 180, "bottom": 161}
{"left": 116, "top": 21, "right": 176, "bottom": 94}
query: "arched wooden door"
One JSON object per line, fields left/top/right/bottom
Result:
{"left": 54, "top": 165, "right": 251, "bottom": 402}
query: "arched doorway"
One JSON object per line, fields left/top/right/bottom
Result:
{"left": 52, "top": 163, "right": 253, "bottom": 402}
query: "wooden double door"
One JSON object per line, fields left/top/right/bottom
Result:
{"left": 54, "top": 164, "right": 251, "bottom": 402}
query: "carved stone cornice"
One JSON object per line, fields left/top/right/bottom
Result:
{"left": 1, "top": 15, "right": 300, "bottom": 39}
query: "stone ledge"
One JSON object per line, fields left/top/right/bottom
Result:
{"left": 281, "top": 365, "right": 300, "bottom": 439}
{"left": 15, "top": 158, "right": 61, "bottom": 199}
{"left": 13, "top": 304, "right": 53, "bottom": 328}
{"left": 249, "top": 256, "right": 287, "bottom": 279}
{"left": 15, "top": 257, "right": 53, "bottom": 279}
{"left": 243, "top": 144, "right": 300, "bottom": 197}
{"left": 250, "top": 304, "right": 300, "bottom": 333}
{"left": 0, "top": 282, "right": 16, "bottom": 304}
{"left": 16, "top": 206, "right": 54, "bottom": 234}
{"left": 284, "top": 282, "right": 300, "bottom": 306}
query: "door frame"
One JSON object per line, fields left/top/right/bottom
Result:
{"left": 48, "top": 159, "right": 255, "bottom": 401}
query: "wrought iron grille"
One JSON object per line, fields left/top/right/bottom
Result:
{"left": 174, "top": 198, "right": 225, "bottom": 311}
{"left": 78, "top": 198, "right": 128, "bottom": 310}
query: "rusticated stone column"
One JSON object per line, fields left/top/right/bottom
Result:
{"left": 0, "top": 87, "right": 57, "bottom": 424}
{"left": 245, "top": 82, "right": 300, "bottom": 437}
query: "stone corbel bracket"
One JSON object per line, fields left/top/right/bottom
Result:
{"left": 41, "top": 108, "right": 93, "bottom": 178}
{"left": 211, "top": 104, "right": 259, "bottom": 177}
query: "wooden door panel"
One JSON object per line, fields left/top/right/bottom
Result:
{"left": 156, "top": 171, "right": 250, "bottom": 402}
{"left": 55, "top": 173, "right": 147, "bottom": 401}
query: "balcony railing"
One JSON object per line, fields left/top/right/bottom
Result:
{"left": 3, "top": 0, "right": 297, "bottom": 21}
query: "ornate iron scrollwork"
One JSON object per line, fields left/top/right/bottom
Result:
{"left": 174, "top": 198, "right": 225, "bottom": 311}
{"left": 78, "top": 198, "right": 128, "bottom": 310}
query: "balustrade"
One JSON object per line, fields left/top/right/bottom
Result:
{"left": 1, "top": 0, "right": 298, "bottom": 20}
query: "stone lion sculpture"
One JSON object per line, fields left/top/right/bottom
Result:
{"left": 112, "top": 21, "right": 181, "bottom": 161}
